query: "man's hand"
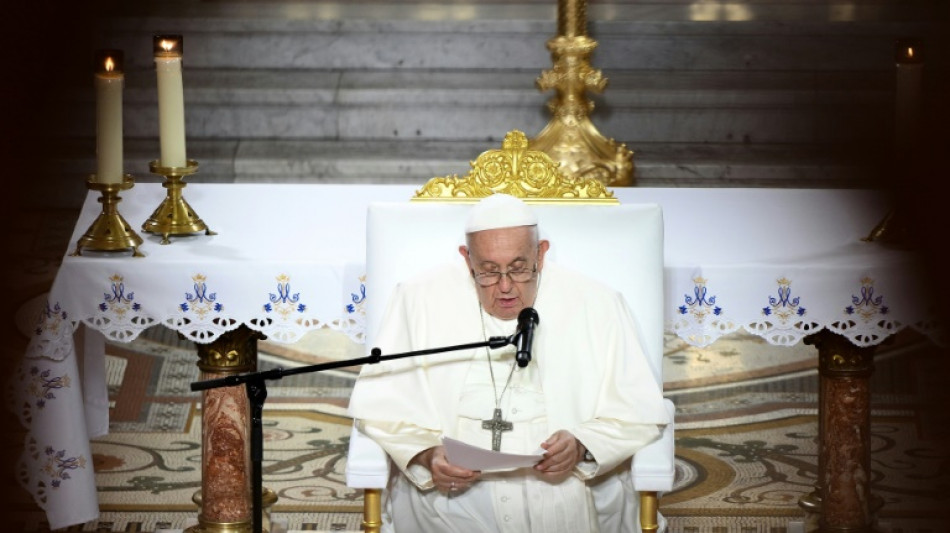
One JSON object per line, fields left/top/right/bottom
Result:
{"left": 412, "top": 445, "right": 481, "bottom": 494}
{"left": 535, "top": 430, "right": 584, "bottom": 480}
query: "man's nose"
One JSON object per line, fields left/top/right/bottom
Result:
{"left": 497, "top": 274, "right": 514, "bottom": 291}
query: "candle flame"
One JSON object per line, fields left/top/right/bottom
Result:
{"left": 104, "top": 57, "right": 115, "bottom": 72}
{"left": 161, "top": 40, "right": 175, "bottom": 52}
{"left": 906, "top": 46, "right": 915, "bottom": 59}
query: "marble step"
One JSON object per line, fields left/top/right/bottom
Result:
{"left": 25, "top": 0, "right": 936, "bottom": 212}
{"left": 48, "top": 68, "right": 896, "bottom": 145}
{"left": 35, "top": 138, "right": 882, "bottom": 210}
{"left": 97, "top": 2, "right": 946, "bottom": 72}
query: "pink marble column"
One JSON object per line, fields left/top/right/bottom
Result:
{"left": 189, "top": 326, "right": 265, "bottom": 533}
{"left": 804, "top": 330, "right": 880, "bottom": 532}
{"left": 200, "top": 381, "right": 251, "bottom": 525}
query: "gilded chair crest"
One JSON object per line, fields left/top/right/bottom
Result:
{"left": 412, "top": 130, "right": 618, "bottom": 204}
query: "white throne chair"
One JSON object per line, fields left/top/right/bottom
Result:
{"left": 345, "top": 131, "right": 675, "bottom": 532}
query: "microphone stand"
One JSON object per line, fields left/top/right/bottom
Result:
{"left": 190, "top": 334, "right": 516, "bottom": 533}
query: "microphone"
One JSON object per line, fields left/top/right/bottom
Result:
{"left": 515, "top": 307, "right": 539, "bottom": 368}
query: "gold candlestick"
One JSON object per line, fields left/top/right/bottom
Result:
{"left": 70, "top": 175, "right": 144, "bottom": 257}
{"left": 142, "top": 159, "right": 215, "bottom": 244}
{"left": 530, "top": 0, "right": 634, "bottom": 186}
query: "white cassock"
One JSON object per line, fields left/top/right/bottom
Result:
{"left": 348, "top": 261, "right": 671, "bottom": 533}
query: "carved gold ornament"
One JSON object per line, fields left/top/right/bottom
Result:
{"left": 195, "top": 325, "right": 264, "bottom": 374}
{"left": 413, "top": 130, "right": 618, "bottom": 204}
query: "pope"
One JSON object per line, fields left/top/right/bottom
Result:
{"left": 348, "top": 193, "right": 670, "bottom": 532}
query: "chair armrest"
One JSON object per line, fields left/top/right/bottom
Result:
{"left": 631, "top": 399, "right": 676, "bottom": 493}
{"left": 345, "top": 424, "right": 390, "bottom": 489}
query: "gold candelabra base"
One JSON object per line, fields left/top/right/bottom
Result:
{"left": 862, "top": 208, "right": 908, "bottom": 247}
{"left": 530, "top": 114, "right": 634, "bottom": 186}
{"left": 142, "top": 159, "right": 216, "bottom": 244}
{"left": 529, "top": 0, "right": 636, "bottom": 186}
{"left": 70, "top": 175, "right": 144, "bottom": 257}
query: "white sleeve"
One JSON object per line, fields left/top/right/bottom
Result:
{"left": 356, "top": 419, "right": 442, "bottom": 490}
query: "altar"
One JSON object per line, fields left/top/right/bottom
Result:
{"left": 12, "top": 183, "right": 939, "bottom": 530}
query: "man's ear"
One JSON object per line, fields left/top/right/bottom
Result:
{"left": 537, "top": 240, "right": 550, "bottom": 268}
{"left": 458, "top": 245, "right": 471, "bottom": 266}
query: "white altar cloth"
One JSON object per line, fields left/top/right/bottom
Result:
{"left": 10, "top": 184, "right": 940, "bottom": 529}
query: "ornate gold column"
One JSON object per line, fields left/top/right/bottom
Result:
{"left": 187, "top": 325, "right": 267, "bottom": 533}
{"left": 801, "top": 330, "right": 883, "bottom": 532}
{"left": 530, "top": 0, "right": 634, "bottom": 186}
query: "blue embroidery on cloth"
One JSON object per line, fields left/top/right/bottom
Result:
{"left": 845, "top": 277, "right": 889, "bottom": 321}
{"left": 678, "top": 277, "right": 722, "bottom": 321}
{"left": 762, "top": 278, "right": 806, "bottom": 321}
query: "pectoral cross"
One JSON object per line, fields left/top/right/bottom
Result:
{"left": 481, "top": 408, "right": 513, "bottom": 451}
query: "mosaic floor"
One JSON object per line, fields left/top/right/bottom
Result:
{"left": 8, "top": 322, "right": 950, "bottom": 532}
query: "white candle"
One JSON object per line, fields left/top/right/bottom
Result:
{"left": 95, "top": 50, "right": 124, "bottom": 184}
{"left": 154, "top": 35, "right": 187, "bottom": 168}
{"left": 895, "top": 40, "right": 923, "bottom": 157}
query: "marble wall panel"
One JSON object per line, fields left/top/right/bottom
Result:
{"left": 234, "top": 139, "right": 502, "bottom": 184}
{"left": 101, "top": 19, "right": 943, "bottom": 72}
{"left": 337, "top": 105, "right": 547, "bottom": 141}
{"left": 336, "top": 71, "right": 540, "bottom": 107}
{"left": 120, "top": 105, "right": 340, "bottom": 138}
{"left": 591, "top": 108, "right": 890, "bottom": 145}
{"left": 594, "top": 33, "right": 892, "bottom": 71}
{"left": 47, "top": 94, "right": 892, "bottom": 148}
{"left": 106, "top": 29, "right": 551, "bottom": 71}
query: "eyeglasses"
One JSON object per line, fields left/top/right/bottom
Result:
{"left": 472, "top": 264, "right": 538, "bottom": 287}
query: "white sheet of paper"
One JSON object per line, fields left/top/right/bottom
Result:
{"left": 442, "top": 436, "right": 545, "bottom": 472}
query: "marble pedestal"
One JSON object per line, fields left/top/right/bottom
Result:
{"left": 187, "top": 326, "right": 273, "bottom": 533}
{"left": 800, "top": 330, "right": 884, "bottom": 532}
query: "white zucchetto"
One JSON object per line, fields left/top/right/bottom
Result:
{"left": 464, "top": 193, "right": 538, "bottom": 234}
